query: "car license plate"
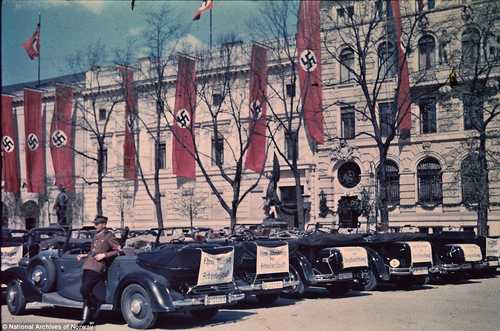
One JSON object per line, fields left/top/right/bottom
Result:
{"left": 488, "top": 260, "right": 499, "bottom": 267}
{"left": 205, "top": 295, "right": 227, "bottom": 305}
{"left": 412, "top": 267, "right": 428, "bottom": 275}
{"left": 262, "top": 281, "right": 284, "bottom": 290}
{"left": 337, "top": 272, "right": 353, "bottom": 280}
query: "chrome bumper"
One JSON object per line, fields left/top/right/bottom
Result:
{"left": 172, "top": 293, "right": 245, "bottom": 308}
{"left": 237, "top": 279, "right": 299, "bottom": 292}
{"left": 311, "top": 271, "right": 354, "bottom": 284}
{"left": 389, "top": 266, "right": 429, "bottom": 276}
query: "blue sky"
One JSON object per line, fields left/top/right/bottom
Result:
{"left": 2, "top": 0, "right": 289, "bottom": 86}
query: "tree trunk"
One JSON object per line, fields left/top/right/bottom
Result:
{"left": 292, "top": 137, "right": 305, "bottom": 230}
{"left": 477, "top": 134, "right": 489, "bottom": 236}
{"left": 96, "top": 140, "right": 104, "bottom": 217}
{"left": 377, "top": 147, "right": 389, "bottom": 231}
{"left": 230, "top": 208, "right": 237, "bottom": 231}
{"left": 154, "top": 106, "right": 164, "bottom": 229}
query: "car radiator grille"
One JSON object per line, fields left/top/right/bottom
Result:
{"left": 189, "top": 282, "right": 235, "bottom": 295}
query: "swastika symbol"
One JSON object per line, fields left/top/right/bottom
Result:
{"left": 300, "top": 49, "right": 318, "bottom": 72}
{"left": 126, "top": 115, "right": 135, "bottom": 132}
{"left": 250, "top": 100, "right": 262, "bottom": 122}
{"left": 51, "top": 130, "right": 67, "bottom": 148}
{"left": 2, "top": 136, "right": 15, "bottom": 153}
{"left": 176, "top": 109, "right": 191, "bottom": 129}
{"left": 27, "top": 133, "right": 39, "bottom": 151}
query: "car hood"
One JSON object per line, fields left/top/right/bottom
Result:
{"left": 297, "top": 232, "right": 367, "bottom": 247}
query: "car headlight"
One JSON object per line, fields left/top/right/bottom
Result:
{"left": 389, "top": 259, "right": 400, "bottom": 268}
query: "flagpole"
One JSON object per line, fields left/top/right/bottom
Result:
{"left": 38, "top": 13, "right": 41, "bottom": 87}
{"left": 209, "top": 8, "right": 212, "bottom": 50}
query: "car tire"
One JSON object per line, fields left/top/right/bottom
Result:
{"left": 255, "top": 293, "right": 280, "bottom": 305}
{"left": 120, "top": 284, "right": 158, "bottom": 329}
{"left": 363, "top": 269, "right": 379, "bottom": 291}
{"left": 28, "top": 258, "right": 56, "bottom": 293}
{"left": 327, "top": 285, "right": 351, "bottom": 297}
{"left": 190, "top": 308, "right": 219, "bottom": 322}
{"left": 284, "top": 265, "right": 305, "bottom": 298}
{"left": 6, "top": 280, "right": 27, "bottom": 315}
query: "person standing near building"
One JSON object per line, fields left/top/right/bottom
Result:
{"left": 53, "top": 187, "right": 69, "bottom": 227}
{"left": 77, "top": 216, "right": 121, "bottom": 326}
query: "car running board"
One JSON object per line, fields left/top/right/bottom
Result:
{"left": 41, "top": 293, "right": 114, "bottom": 310}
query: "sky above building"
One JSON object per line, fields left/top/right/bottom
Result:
{"left": 2, "top": 0, "right": 296, "bottom": 86}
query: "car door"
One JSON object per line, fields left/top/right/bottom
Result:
{"left": 55, "top": 249, "right": 84, "bottom": 301}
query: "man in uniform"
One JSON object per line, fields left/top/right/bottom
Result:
{"left": 77, "top": 216, "right": 121, "bottom": 326}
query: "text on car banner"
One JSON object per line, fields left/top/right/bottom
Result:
{"left": 335, "top": 247, "right": 368, "bottom": 269}
{"left": 256, "top": 243, "right": 289, "bottom": 275}
{"left": 455, "top": 244, "right": 483, "bottom": 262}
{"left": 197, "top": 250, "right": 234, "bottom": 286}
{"left": 404, "top": 241, "right": 433, "bottom": 264}
{"left": 1, "top": 246, "right": 23, "bottom": 271}
{"left": 486, "top": 238, "right": 499, "bottom": 258}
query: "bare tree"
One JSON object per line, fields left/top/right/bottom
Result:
{"left": 171, "top": 188, "right": 207, "bottom": 230}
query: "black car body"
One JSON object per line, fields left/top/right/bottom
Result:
{"left": 4, "top": 227, "right": 244, "bottom": 329}
{"left": 1, "top": 229, "right": 28, "bottom": 272}
{"left": 362, "top": 233, "right": 433, "bottom": 290}
{"left": 475, "top": 236, "right": 499, "bottom": 275}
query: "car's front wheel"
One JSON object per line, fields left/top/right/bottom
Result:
{"left": 363, "top": 269, "right": 379, "bottom": 291}
{"left": 190, "top": 308, "right": 219, "bottom": 322}
{"left": 6, "top": 280, "right": 26, "bottom": 315}
{"left": 255, "top": 293, "right": 280, "bottom": 305}
{"left": 120, "top": 284, "right": 158, "bottom": 329}
{"left": 28, "top": 258, "right": 56, "bottom": 293}
{"left": 285, "top": 265, "right": 305, "bottom": 298}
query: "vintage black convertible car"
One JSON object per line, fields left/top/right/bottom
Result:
{"left": 362, "top": 233, "right": 433, "bottom": 290}
{"left": 4, "top": 227, "right": 244, "bottom": 329}
{"left": 291, "top": 231, "right": 370, "bottom": 296}
{"left": 1, "top": 228, "right": 28, "bottom": 272}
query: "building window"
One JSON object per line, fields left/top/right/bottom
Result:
{"left": 285, "top": 130, "right": 298, "bottom": 161}
{"left": 286, "top": 83, "right": 296, "bottom": 97}
{"left": 418, "top": 35, "right": 436, "bottom": 70}
{"left": 212, "top": 93, "right": 223, "bottom": 107}
{"left": 338, "top": 161, "right": 361, "bottom": 188}
{"left": 416, "top": 0, "right": 435, "bottom": 11}
{"left": 462, "top": 28, "right": 481, "bottom": 65}
{"left": 463, "top": 94, "right": 483, "bottom": 130}
{"left": 340, "top": 48, "right": 355, "bottom": 83}
{"left": 157, "top": 142, "right": 166, "bottom": 169}
{"left": 420, "top": 99, "right": 437, "bottom": 134}
{"left": 417, "top": 157, "right": 442, "bottom": 204}
{"left": 376, "top": 0, "right": 392, "bottom": 19}
{"left": 101, "top": 145, "right": 108, "bottom": 175}
{"left": 99, "top": 108, "right": 107, "bottom": 121}
{"left": 341, "top": 107, "right": 356, "bottom": 139}
{"left": 461, "top": 153, "right": 481, "bottom": 204}
{"left": 378, "top": 160, "right": 400, "bottom": 205}
{"left": 379, "top": 102, "right": 396, "bottom": 137}
{"left": 211, "top": 132, "right": 224, "bottom": 166}
{"left": 378, "top": 42, "right": 396, "bottom": 78}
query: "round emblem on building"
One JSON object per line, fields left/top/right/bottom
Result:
{"left": 338, "top": 161, "right": 361, "bottom": 189}
{"left": 51, "top": 130, "right": 68, "bottom": 148}
{"left": 27, "top": 133, "right": 40, "bottom": 151}
{"left": 2, "top": 136, "right": 15, "bottom": 153}
{"left": 299, "top": 49, "right": 318, "bottom": 72}
{"left": 176, "top": 109, "right": 191, "bottom": 129}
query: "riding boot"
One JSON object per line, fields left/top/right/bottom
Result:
{"left": 77, "top": 306, "right": 93, "bottom": 326}
{"left": 89, "top": 305, "right": 100, "bottom": 323}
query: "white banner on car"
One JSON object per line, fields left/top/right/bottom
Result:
{"left": 256, "top": 243, "right": 289, "bottom": 275}
{"left": 197, "top": 249, "right": 234, "bottom": 286}
{"left": 455, "top": 244, "right": 483, "bottom": 262}
{"left": 335, "top": 247, "right": 368, "bottom": 269}
{"left": 1, "top": 246, "right": 23, "bottom": 271}
{"left": 486, "top": 238, "right": 499, "bottom": 258}
{"left": 404, "top": 241, "right": 433, "bottom": 264}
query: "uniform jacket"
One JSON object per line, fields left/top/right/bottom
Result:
{"left": 83, "top": 229, "right": 121, "bottom": 273}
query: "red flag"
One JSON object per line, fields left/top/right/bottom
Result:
{"left": 391, "top": 0, "right": 411, "bottom": 139}
{"left": 245, "top": 44, "right": 268, "bottom": 173}
{"left": 22, "top": 24, "right": 40, "bottom": 60}
{"left": 24, "top": 88, "right": 45, "bottom": 193}
{"left": 50, "top": 85, "right": 74, "bottom": 191}
{"left": 172, "top": 56, "right": 196, "bottom": 179}
{"left": 192, "top": 0, "right": 213, "bottom": 21}
{"left": 1, "top": 95, "right": 21, "bottom": 193}
{"left": 118, "top": 66, "right": 138, "bottom": 180}
{"left": 296, "top": 0, "right": 324, "bottom": 145}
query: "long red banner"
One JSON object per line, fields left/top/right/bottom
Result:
{"left": 50, "top": 85, "right": 74, "bottom": 191}
{"left": 172, "top": 56, "right": 196, "bottom": 179}
{"left": 118, "top": 66, "right": 138, "bottom": 180}
{"left": 391, "top": 0, "right": 411, "bottom": 139}
{"left": 297, "top": 0, "right": 324, "bottom": 145}
{"left": 245, "top": 44, "right": 268, "bottom": 173}
{"left": 24, "top": 88, "right": 45, "bottom": 193}
{"left": 1, "top": 95, "right": 20, "bottom": 193}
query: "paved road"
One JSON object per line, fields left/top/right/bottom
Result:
{"left": 2, "top": 277, "right": 500, "bottom": 331}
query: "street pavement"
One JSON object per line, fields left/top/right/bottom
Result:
{"left": 2, "top": 276, "right": 500, "bottom": 331}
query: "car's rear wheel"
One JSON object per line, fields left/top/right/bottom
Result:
{"left": 255, "top": 293, "right": 280, "bottom": 305}
{"left": 6, "top": 280, "right": 26, "bottom": 315}
{"left": 28, "top": 259, "right": 56, "bottom": 293}
{"left": 120, "top": 284, "right": 158, "bottom": 329}
{"left": 363, "top": 269, "right": 378, "bottom": 291}
{"left": 190, "top": 308, "right": 219, "bottom": 322}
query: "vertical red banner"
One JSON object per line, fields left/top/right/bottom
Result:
{"left": 297, "top": 0, "right": 324, "bottom": 145}
{"left": 118, "top": 66, "right": 138, "bottom": 180}
{"left": 24, "top": 88, "right": 45, "bottom": 193}
{"left": 172, "top": 56, "right": 196, "bottom": 179}
{"left": 245, "top": 44, "right": 268, "bottom": 173}
{"left": 50, "top": 85, "right": 74, "bottom": 191}
{"left": 1, "top": 95, "right": 20, "bottom": 192}
{"left": 391, "top": 0, "right": 411, "bottom": 139}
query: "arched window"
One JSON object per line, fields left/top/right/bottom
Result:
{"left": 461, "top": 153, "right": 481, "bottom": 204}
{"left": 418, "top": 35, "right": 436, "bottom": 70}
{"left": 340, "top": 47, "right": 354, "bottom": 83}
{"left": 378, "top": 42, "right": 396, "bottom": 78}
{"left": 417, "top": 157, "right": 442, "bottom": 204}
{"left": 462, "top": 28, "right": 481, "bottom": 65}
{"left": 378, "top": 160, "right": 400, "bottom": 205}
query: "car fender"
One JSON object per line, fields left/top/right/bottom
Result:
{"left": 1, "top": 266, "right": 42, "bottom": 302}
{"left": 113, "top": 272, "right": 175, "bottom": 312}
{"left": 290, "top": 252, "right": 314, "bottom": 286}
{"left": 365, "top": 247, "right": 390, "bottom": 281}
